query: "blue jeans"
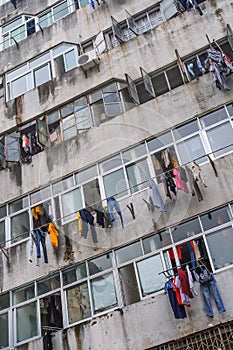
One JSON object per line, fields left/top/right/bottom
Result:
{"left": 200, "top": 276, "right": 226, "bottom": 317}
{"left": 107, "top": 197, "right": 124, "bottom": 228}
{"left": 35, "top": 229, "right": 48, "bottom": 263}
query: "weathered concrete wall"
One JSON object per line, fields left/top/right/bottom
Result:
{"left": 23, "top": 268, "right": 233, "bottom": 350}
{"left": 1, "top": 151, "right": 233, "bottom": 291}
{"left": 0, "top": 0, "right": 232, "bottom": 130}
{"left": 0, "top": 73, "right": 232, "bottom": 203}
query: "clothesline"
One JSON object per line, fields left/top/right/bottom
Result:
{"left": 0, "top": 142, "right": 232, "bottom": 248}
{"left": 158, "top": 257, "right": 206, "bottom": 277}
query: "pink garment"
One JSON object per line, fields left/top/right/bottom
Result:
{"left": 173, "top": 169, "right": 188, "bottom": 193}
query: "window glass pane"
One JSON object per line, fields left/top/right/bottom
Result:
{"left": 122, "top": 144, "right": 147, "bottom": 162}
{"left": 0, "top": 221, "right": 5, "bottom": 244}
{"left": 53, "top": 44, "right": 74, "bottom": 57}
{"left": 115, "top": 242, "right": 142, "bottom": 264}
{"left": 119, "top": 264, "right": 140, "bottom": 305}
{"left": 102, "top": 83, "right": 117, "bottom": 93}
{"left": 40, "top": 293, "right": 63, "bottom": 329}
{"left": 37, "top": 274, "right": 60, "bottom": 296}
{"left": 0, "top": 293, "right": 10, "bottom": 311}
{"left": 171, "top": 218, "right": 201, "bottom": 242}
{"left": 103, "top": 169, "right": 128, "bottom": 199}
{"left": 30, "top": 53, "right": 51, "bottom": 69}
{"left": 65, "top": 50, "right": 77, "bottom": 71}
{"left": 200, "top": 206, "right": 232, "bottom": 231}
{"left": 99, "top": 155, "right": 122, "bottom": 173}
{"left": 11, "top": 74, "right": 28, "bottom": 98}
{"left": 89, "top": 90, "right": 102, "bottom": 103}
{"left": 52, "top": 176, "right": 74, "bottom": 195}
{"left": 34, "top": 64, "right": 51, "bottom": 87}
{"left": 83, "top": 179, "right": 101, "bottom": 208}
{"left": 62, "top": 115, "right": 77, "bottom": 141}
{"left": 2, "top": 17, "right": 23, "bottom": 33}
{"left": 105, "top": 103, "right": 121, "bottom": 118}
{"left": 13, "top": 284, "right": 35, "bottom": 305}
{"left": 103, "top": 92, "right": 118, "bottom": 103}
{"left": 206, "top": 227, "right": 233, "bottom": 269}
{"left": 61, "top": 187, "right": 83, "bottom": 222}
{"left": 147, "top": 132, "right": 173, "bottom": 152}
{"left": 173, "top": 120, "right": 199, "bottom": 140}
{"left": 137, "top": 255, "right": 165, "bottom": 296}
{"left": 5, "top": 134, "right": 20, "bottom": 162}
{"left": 151, "top": 72, "right": 169, "bottom": 96}
{"left": 206, "top": 122, "right": 233, "bottom": 157}
{"left": 166, "top": 66, "right": 183, "bottom": 89}
{"left": 11, "top": 211, "right": 30, "bottom": 243}
{"left": 39, "top": 11, "right": 52, "bottom": 29}
{"left": 200, "top": 108, "right": 228, "bottom": 128}
{"left": 76, "top": 166, "right": 98, "bottom": 184}
{"left": 3, "top": 33, "right": 10, "bottom": 49}
{"left": 11, "top": 24, "right": 26, "bottom": 44}
{"left": 67, "top": 282, "right": 91, "bottom": 323}
{"left": 79, "top": 0, "right": 89, "bottom": 7}
{"left": 75, "top": 107, "right": 92, "bottom": 130}
{"left": 30, "top": 187, "right": 51, "bottom": 205}
{"left": 151, "top": 146, "right": 178, "bottom": 176}
{"left": 177, "top": 135, "right": 206, "bottom": 164}
{"left": 16, "top": 302, "right": 38, "bottom": 343}
{"left": 74, "top": 97, "right": 88, "bottom": 111}
{"left": 88, "top": 253, "right": 113, "bottom": 275}
{"left": 63, "top": 263, "right": 87, "bottom": 285}
{"left": 47, "top": 110, "right": 60, "bottom": 124}
{"left": 53, "top": 1, "right": 69, "bottom": 21}
{"left": 126, "top": 159, "right": 150, "bottom": 193}
{"left": 0, "top": 313, "right": 8, "bottom": 348}
{"left": 9, "top": 197, "right": 29, "bottom": 213}
{"left": 61, "top": 103, "right": 74, "bottom": 117}
{"left": 226, "top": 103, "right": 233, "bottom": 117}
{"left": 6, "top": 64, "right": 28, "bottom": 81}
{"left": 143, "top": 230, "right": 171, "bottom": 253}
{"left": 91, "top": 273, "right": 117, "bottom": 313}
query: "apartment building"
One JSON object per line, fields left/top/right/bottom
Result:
{"left": 0, "top": 0, "right": 233, "bottom": 349}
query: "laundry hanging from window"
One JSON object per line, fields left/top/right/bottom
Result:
{"left": 204, "top": 48, "right": 233, "bottom": 90}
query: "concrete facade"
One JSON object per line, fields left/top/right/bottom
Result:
{"left": 0, "top": 0, "right": 233, "bottom": 349}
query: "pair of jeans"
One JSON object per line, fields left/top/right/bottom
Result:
{"left": 35, "top": 229, "right": 48, "bottom": 263}
{"left": 186, "top": 0, "right": 203, "bottom": 15}
{"left": 200, "top": 276, "right": 226, "bottom": 317}
{"left": 107, "top": 197, "right": 124, "bottom": 228}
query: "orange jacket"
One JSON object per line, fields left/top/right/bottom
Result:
{"left": 48, "top": 223, "right": 59, "bottom": 248}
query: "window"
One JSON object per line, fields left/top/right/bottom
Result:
{"left": 88, "top": 253, "right": 113, "bottom": 275}
{"left": 16, "top": 302, "right": 38, "bottom": 343}
{"left": 34, "top": 64, "right": 51, "bottom": 87}
{"left": 53, "top": 1, "right": 69, "bottom": 21}
{"left": 206, "top": 121, "right": 233, "bottom": 157}
{"left": 12, "top": 284, "right": 35, "bottom": 305}
{"left": 37, "top": 274, "right": 60, "bottom": 296}
{"left": 0, "top": 313, "right": 8, "bottom": 348}
{"left": 103, "top": 169, "right": 128, "bottom": 199}
{"left": 2, "top": 16, "right": 35, "bottom": 49}
{"left": 90, "top": 273, "right": 117, "bottom": 313}
{"left": 40, "top": 293, "right": 63, "bottom": 330}
{"left": 126, "top": 159, "right": 150, "bottom": 193}
{"left": 206, "top": 226, "right": 233, "bottom": 269}
{"left": 61, "top": 187, "right": 83, "bottom": 222}
{"left": 63, "top": 263, "right": 87, "bottom": 285}
{"left": 115, "top": 241, "right": 142, "bottom": 264}
{"left": 136, "top": 255, "right": 165, "bottom": 296}
{"left": 6, "top": 43, "right": 78, "bottom": 101}
{"left": 67, "top": 283, "right": 91, "bottom": 324}
{"left": 143, "top": 230, "right": 171, "bottom": 253}
{"left": 171, "top": 218, "right": 201, "bottom": 242}
{"left": 200, "top": 206, "right": 232, "bottom": 231}
{"left": 11, "top": 210, "right": 30, "bottom": 243}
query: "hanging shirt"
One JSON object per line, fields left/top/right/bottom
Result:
{"left": 48, "top": 223, "right": 59, "bottom": 248}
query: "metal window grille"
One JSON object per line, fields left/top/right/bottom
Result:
{"left": 146, "top": 321, "right": 233, "bottom": 350}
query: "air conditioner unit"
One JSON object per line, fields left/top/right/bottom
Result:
{"left": 77, "top": 50, "right": 99, "bottom": 70}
